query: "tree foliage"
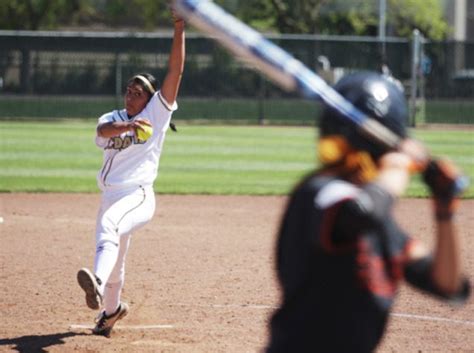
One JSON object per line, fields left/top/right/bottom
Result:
{"left": 219, "top": 0, "right": 449, "bottom": 40}
{"left": 388, "top": 0, "right": 449, "bottom": 40}
{"left": 0, "top": 0, "right": 174, "bottom": 31}
{"left": 99, "top": 0, "right": 172, "bottom": 29}
{"left": 0, "top": 0, "right": 96, "bottom": 30}
{"left": 268, "top": 0, "right": 331, "bottom": 33}
{"left": 0, "top": 0, "right": 450, "bottom": 40}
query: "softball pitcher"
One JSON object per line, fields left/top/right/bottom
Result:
{"left": 77, "top": 13, "right": 185, "bottom": 337}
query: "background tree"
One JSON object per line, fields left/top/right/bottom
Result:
{"left": 388, "top": 0, "right": 448, "bottom": 40}
{"left": 218, "top": 0, "right": 450, "bottom": 40}
{"left": 0, "top": 0, "right": 97, "bottom": 30}
{"left": 269, "top": 0, "right": 331, "bottom": 33}
{"left": 0, "top": 0, "right": 450, "bottom": 40}
{"left": 99, "top": 0, "right": 170, "bottom": 29}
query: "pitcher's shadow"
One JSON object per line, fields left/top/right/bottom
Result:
{"left": 0, "top": 331, "right": 88, "bottom": 353}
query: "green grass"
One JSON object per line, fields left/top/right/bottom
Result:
{"left": 0, "top": 121, "right": 472, "bottom": 197}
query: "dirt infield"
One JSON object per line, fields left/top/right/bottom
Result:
{"left": 0, "top": 194, "right": 473, "bottom": 353}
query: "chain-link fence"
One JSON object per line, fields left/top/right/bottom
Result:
{"left": 0, "top": 30, "right": 472, "bottom": 124}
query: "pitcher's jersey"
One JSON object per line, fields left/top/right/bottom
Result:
{"left": 95, "top": 91, "right": 177, "bottom": 190}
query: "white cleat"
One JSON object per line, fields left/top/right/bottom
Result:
{"left": 93, "top": 302, "right": 129, "bottom": 337}
{"left": 77, "top": 268, "right": 103, "bottom": 310}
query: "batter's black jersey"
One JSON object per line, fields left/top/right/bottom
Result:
{"left": 266, "top": 173, "right": 470, "bottom": 353}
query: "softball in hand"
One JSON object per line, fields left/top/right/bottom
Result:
{"left": 136, "top": 123, "right": 153, "bottom": 142}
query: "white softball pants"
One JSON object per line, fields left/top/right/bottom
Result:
{"left": 93, "top": 185, "right": 155, "bottom": 315}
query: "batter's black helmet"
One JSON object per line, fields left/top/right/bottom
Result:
{"left": 319, "top": 71, "right": 408, "bottom": 160}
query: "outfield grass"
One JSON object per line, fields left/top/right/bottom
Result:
{"left": 0, "top": 121, "right": 472, "bottom": 197}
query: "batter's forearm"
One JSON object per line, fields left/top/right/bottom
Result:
{"left": 431, "top": 219, "right": 462, "bottom": 295}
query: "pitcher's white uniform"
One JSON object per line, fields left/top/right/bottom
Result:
{"left": 93, "top": 91, "right": 176, "bottom": 314}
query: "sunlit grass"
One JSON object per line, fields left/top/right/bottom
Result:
{"left": 0, "top": 121, "right": 472, "bottom": 197}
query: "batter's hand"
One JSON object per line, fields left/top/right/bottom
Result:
{"left": 398, "top": 138, "right": 429, "bottom": 173}
{"left": 422, "top": 159, "right": 465, "bottom": 220}
{"left": 375, "top": 150, "right": 414, "bottom": 198}
{"left": 375, "top": 138, "right": 430, "bottom": 198}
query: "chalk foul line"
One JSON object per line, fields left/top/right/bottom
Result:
{"left": 69, "top": 305, "right": 474, "bottom": 331}
{"left": 69, "top": 324, "right": 174, "bottom": 330}
{"left": 169, "top": 303, "right": 474, "bottom": 326}
{"left": 390, "top": 312, "right": 474, "bottom": 326}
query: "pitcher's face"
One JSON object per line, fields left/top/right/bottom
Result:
{"left": 125, "top": 83, "right": 150, "bottom": 116}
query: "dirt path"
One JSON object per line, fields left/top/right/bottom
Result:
{"left": 0, "top": 194, "right": 472, "bottom": 352}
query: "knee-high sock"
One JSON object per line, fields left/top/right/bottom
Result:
{"left": 94, "top": 240, "right": 119, "bottom": 295}
{"left": 103, "top": 281, "right": 123, "bottom": 315}
{"left": 102, "top": 233, "right": 131, "bottom": 314}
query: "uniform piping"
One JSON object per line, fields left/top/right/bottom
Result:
{"left": 115, "top": 186, "right": 147, "bottom": 233}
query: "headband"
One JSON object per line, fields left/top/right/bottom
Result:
{"left": 133, "top": 75, "right": 156, "bottom": 94}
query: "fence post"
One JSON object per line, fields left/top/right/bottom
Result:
{"left": 378, "top": 0, "right": 387, "bottom": 59}
{"left": 20, "top": 49, "right": 31, "bottom": 94}
{"left": 115, "top": 53, "right": 123, "bottom": 109}
{"left": 258, "top": 74, "right": 266, "bottom": 125}
{"left": 410, "top": 29, "right": 425, "bottom": 127}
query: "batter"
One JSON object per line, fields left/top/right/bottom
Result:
{"left": 266, "top": 72, "right": 471, "bottom": 352}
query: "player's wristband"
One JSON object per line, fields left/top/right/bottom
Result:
{"left": 435, "top": 211, "right": 454, "bottom": 221}
{"left": 433, "top": 197, "right": 458, "bottom": 222}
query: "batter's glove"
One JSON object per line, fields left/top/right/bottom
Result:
{"left": 422, "top": 159, "right": 468, "bottom": 220}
